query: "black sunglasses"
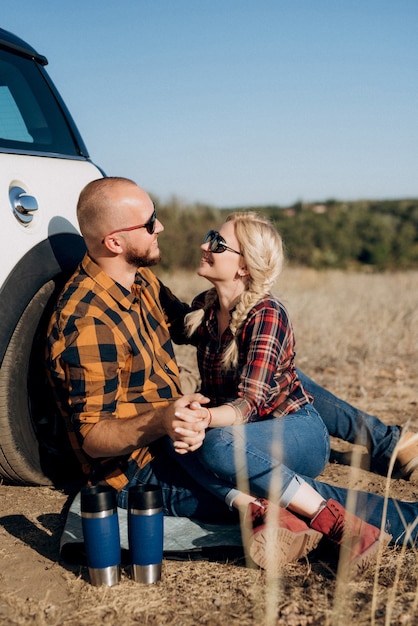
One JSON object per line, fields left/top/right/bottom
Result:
{"left": 203, "top": 230, "right": 243, "bottom": 255}
{"left": 102, "top": 209, "right": 157, "bottom": 243}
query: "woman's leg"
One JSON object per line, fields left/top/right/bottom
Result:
{"left": 199, "top": 422, "right": 418, "bottom": 546}
{"left": 235, "top": 405, "right": 330, "bottom": 478}
{"left": 300, "top": 475, "right": 417, "bottom": 546}
{"left": 162, "top": 435, "right": 241, "bottom": 508}
{"left": 197, "top": 405, "right": 330, "bottom": 507}
{"left": 168, "top": 405, "right": 330, "bottom": 509}
{"left": 297, "top": 368, "right": 400, "bottom": 474}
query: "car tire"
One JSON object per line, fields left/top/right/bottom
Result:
{"left": 0, "top": 281, "right": 53, "bottom": 484}
{"left": 0, "top": 279, "right": 80, "bottom": 485}
{"left": 0, "top": 233, "right": 86, "bottom": 486}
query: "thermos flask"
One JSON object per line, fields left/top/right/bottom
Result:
{"left": 128, "top": 484, "right": 164, "bottom": 583}
{"left": 80, "top": 484, "right": 121, "bottom": 586}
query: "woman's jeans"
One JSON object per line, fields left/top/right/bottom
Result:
{"left": 117, "top": 404, "right": 328, "bottom": 520}
{"left": 297, "top": 369, "right": 401, "bottom": 475}
{"left": 192, "top": 412, "right": 417, "bottom": 546}
{"left": 116, "top": 384, "right": 417, "bottom": 546}
{"left": 190, "top": 404, "right": 330, "bottom": 507}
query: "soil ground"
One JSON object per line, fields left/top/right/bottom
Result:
{"left": 0, "top": 269, "right": 417, "bottom": 625}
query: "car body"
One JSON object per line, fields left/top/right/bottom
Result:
{"left": 0, "top": 28, "right": 103, "bottom": 484}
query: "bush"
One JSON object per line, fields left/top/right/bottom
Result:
{"left": 154, "top": 195, "right": 418, "bottom": 271}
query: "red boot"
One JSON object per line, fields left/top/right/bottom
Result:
{"left": 310, "top": 499, "right": 391, "bottom": 571}
{"left": 247, "top": 499, "right": 322, "bottom": 570}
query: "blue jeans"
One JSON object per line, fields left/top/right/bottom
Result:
{"left": 195, "top": 418, "right": 418, "bottom": 546}
{"left": 297, "top": 369, "right": 401, "bottom": 474}
{"left": 172, "top": 404, "right": 330, "bottom": 506}
{"left": 116, "top": 439, "right": 237, "bottom": 524}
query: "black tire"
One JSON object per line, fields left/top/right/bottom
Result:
{"left": 0, "top": 279, "right": 80, "bottom": 485}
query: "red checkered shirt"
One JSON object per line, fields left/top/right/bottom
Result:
{"left": 188, "top": 292, "right": 312, "bottom": 423}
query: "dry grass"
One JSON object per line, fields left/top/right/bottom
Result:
{"left": 1, "top": 268, "right": 418, "bottom": 625}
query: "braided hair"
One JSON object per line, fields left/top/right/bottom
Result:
{"left": 185, "top": 212, "right": 284, "bottom": 369}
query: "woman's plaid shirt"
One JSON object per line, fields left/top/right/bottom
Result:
{"left": 46, "top": 254, "right": 188, "bottom": 490}
{"left": 189, "top": 291, "right": 312, "bottom": 423}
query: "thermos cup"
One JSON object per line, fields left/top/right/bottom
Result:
{"left": 80, "top": 484, "right": 121, "bottom": 587}
{"left": 128, "top": 484, "right": 164, "bottom": 583}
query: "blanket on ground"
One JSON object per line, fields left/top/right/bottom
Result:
{"left": 60, "top": 492, "right": 243, "bottom": 564}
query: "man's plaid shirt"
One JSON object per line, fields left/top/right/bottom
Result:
{"left": 46, "top": 254, "right": 188, "bottom": 490}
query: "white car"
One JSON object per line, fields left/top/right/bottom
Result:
{"left": 0, "top": 28, "right": 103, "bottom": 484}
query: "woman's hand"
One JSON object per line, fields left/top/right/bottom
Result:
{"left": 170, "top": 395, "right": 211, "bottom": 454}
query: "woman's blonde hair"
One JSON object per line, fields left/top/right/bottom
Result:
{"left": 185, "top": 211, "right": 284, "bottom": 369}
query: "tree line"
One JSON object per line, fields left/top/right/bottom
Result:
{"left": 154, "top": 196, "right": 418, "bottom": 271}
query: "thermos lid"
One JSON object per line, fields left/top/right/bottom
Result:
{"left": 128, "top": 484, "right": 163, "bottom": 510}
{"left": 81, "top": 485, "right": 117, "bottom": 513}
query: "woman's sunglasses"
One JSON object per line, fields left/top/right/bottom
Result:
{"left": 203, "top": 230, "right": 243, "bottom": 255}
{"left": 102, "top": 209, "right": 157, "bottom": 243}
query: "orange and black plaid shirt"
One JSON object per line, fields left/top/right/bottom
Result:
{"left": 46, "top": 254, "right": 188, "bottom": 490}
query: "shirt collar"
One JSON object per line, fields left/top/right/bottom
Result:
{"left": 206, "top": 302, "right": 235, "bottom": 340}
{"left": 81, "top": 254, "right": 143, "bottom": 310}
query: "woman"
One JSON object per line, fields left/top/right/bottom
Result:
{"left": 171, "top": 212, "right": 416, "bottom": 572}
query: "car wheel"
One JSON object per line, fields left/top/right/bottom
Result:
{"left": 0, "top": 279, "right": 80, "bottom": 485}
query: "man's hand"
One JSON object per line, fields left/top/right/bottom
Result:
{"left": 169, "top": 394, "right": 211, "bottom": 454}
{"left": 82, "top": 393, "right": 211, "bottom": 459}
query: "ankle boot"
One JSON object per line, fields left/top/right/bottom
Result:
{"left": 247, "top": 499, "right": 323, "bottom": 570}
{"left": 310, "top": 499, "right": 391, "bottom": 571}
{"left": 396, "top": 431, "right": 418, "bottom": 479}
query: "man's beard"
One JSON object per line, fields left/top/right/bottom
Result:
{"left": 126, "top": 246, "right": 161, "bottom": 268}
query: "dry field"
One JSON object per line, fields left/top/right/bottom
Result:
{"left": 0, "top": 268, "right": 417, "bottom": 626}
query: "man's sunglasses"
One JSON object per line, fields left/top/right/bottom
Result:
{"left": 102, "top": 209, "right": 157, "bottom": 243}
{"left": 203, "top": 230, "right": 243, "bottom": 255}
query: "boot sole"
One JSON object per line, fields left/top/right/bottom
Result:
{"left": 398, "top": 457, "right": 418, "bottom": 479}
{"left": 249, "top": 526, "right": 323, "bottom": 570}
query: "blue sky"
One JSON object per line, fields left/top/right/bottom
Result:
{"left": 2, "top": 1, "right": 417, "bottom": 207}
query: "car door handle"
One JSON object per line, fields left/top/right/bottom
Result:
{"left": 9, "top": 185, "right": 39, "bottom": 225}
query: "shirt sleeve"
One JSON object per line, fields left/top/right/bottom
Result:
{"left": 60, "top": 315, "right": 127, "bottom": 441}
{"left": 226, "top": 302, "right": 296, "bottom": 422}
{"left": 157, "top": 280, "right": 192, "bottom": 344}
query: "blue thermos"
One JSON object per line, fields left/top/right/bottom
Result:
{"left": 80, "top": 484, "right": 121, "bottom": 586}
{"left": 128, "top": 484, "right": 164, "bottom": 583}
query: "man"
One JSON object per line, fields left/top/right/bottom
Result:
{"left": 46, "top": 176, "right": 235, "bottom": 520}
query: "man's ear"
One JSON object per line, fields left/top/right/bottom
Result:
{"left": 102, "top": 234, "right": 124, "bottom": 254}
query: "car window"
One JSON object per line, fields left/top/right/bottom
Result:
{"left": 0, "top": 85, "right": 33, "bottom": 142}
{"left": 0, "top": 48, "right": 79, "bottom": 156}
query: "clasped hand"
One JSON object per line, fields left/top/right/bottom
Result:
{"left": 170, "top": 393, "right": 210, "bottom": 454}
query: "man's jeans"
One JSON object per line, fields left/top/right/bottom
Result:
{"left": 297, "top": 369, "right": 401, "bottom": 474}
{"left": 116, "top": 441, "right": 237, "bottom": 524}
